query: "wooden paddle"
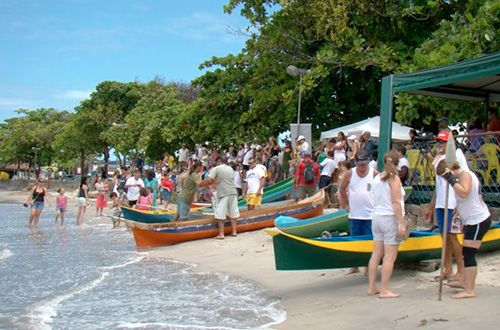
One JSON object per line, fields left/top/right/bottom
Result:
{"left": 438, "top": 132, "right": 456, "bottom": 301}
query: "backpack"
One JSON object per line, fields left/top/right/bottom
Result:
{"left": 303, "top": 161, "right": 315, "bottom": 183}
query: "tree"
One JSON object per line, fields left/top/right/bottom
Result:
{"left": 395, "top": 0, "right": 500, "bottom": 127}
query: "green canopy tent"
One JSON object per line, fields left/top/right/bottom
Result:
{"left": 378, "top": 52, "right": 500, "bottom": 168}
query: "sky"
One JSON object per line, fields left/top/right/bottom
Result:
{"left": 0, "top": 0, "right": 251, "bottom": 122}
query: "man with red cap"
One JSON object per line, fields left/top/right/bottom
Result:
{"left": 423, "top": 130, "right": 469, "bottom": 281}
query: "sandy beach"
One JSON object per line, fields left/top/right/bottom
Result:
{"left": 2, "top": 187, "right": 500, "bottom": 329}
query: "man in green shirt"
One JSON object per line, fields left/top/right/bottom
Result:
{"left": 173, "top": 161, "right": 203, "bottom": 221}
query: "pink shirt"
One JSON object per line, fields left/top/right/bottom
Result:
{"left": 56, "top": 196, "right": 67, "bottom": 209}
{"left": 136, "top": 195, "right": 151, "bottom": 210}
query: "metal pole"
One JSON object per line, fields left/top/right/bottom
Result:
{"left": 297, "top": 74, "right": 302, "bottom": 125}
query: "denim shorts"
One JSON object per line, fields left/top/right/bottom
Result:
{"left": 436, "top": 208, "right": 454, "bottom": 233}
{"left": 348, "top": 219, "right": 372, "bottom": 236}
{"left": 31, "top": 202, "right": 44, "bottom": 210}
{"left": 161, "top": 189, "right": 172, "bottom": 202}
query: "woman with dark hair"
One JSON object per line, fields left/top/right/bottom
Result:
{"left": 333, "top": 132, "right": 347, "bottom": 168}
{"left": 437, "top": 160, "right": 491, "bottom": 299}
{"left": 282, "top": 140, "right": 294, "bottom": 179}
{"left": 368, "top": 151, "right": 406, "bottom": 298}
{"left": 76, "top": 177, "right": 89, "bottom": 225}
{"left": 144, "top": 169, "right": 160, "bottom": 208}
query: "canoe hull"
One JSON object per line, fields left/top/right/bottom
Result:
{"left": 120, "top": 206, "right": 175, "bottom": 223}
{"left": 274, "top": 210, "right": 348, "bottom": 238}
{"left": 130, "top": 194, "right": 324, "bottom": 248}
{"left": 269, "top": 225, "right": 500, "bottom": 270}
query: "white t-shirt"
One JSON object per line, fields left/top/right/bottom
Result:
{"left": 126, "top": 177, "right": 144, "bottom": 201}
{"left": 233, "top": 170, "right": 242, "bottom": 189}
{"left": 397, "top": 157, "right": 410, "bottom": 171}
{"left": 245, "top": 167, "right": 265, "bottom": 194}
{"left": 434, "top": 149, "right": 469, "bottom": 209}
{"left": 242, "top": 149, "right": 253, "bottom": 166}
{"left": 178, "top": 148, "right": 189, "bottom": 162}
{"left": 319, "top": 158, "right": 335, "bottom": 176}
{"left": 300, "top": 141, "right": 310, "bottom": 152}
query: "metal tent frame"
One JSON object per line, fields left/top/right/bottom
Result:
{"left": 378, "top": 52, "right": 500, "bottom": 167}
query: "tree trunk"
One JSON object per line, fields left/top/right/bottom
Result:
{"left": 103, "top": 147, "right": 110, "bottom": 178}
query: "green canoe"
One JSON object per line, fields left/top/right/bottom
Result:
{"left": 274, "top": 209, "right": 348, "bottom": 238}
{"left": 267, "top": 223, "right": 500, "bottom": 271}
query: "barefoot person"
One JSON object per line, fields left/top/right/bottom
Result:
{"left": 199, "top": 155, "right": 239, "bottom": 239}
{"left": 367, "top": 151, "right": 406, "bottom": 298}
{"left": 54, "top": 188, "right": 67, "bottom": 225}
{"left": 423, "top": 131, "right": 467, "bottom": 281}
{"left": 25, "top": 179, "right": 50, "bottom": 227}
{"left": 437, "top": 160, "right": 491, "bottom": 299}
{"left": 339, "top": 151, "right": 377, "bottom": 274}
{"left": 76, "top": 177, "right": 89, "bottom": 225}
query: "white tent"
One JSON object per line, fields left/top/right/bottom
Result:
{"left": 320, "top": 116, "right": 413, "bottom": 141}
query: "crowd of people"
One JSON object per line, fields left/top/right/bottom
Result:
{"left": 23, "top": 120, "right": 497, "bottom": 299}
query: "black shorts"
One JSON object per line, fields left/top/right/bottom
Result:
{"left": 242, "top": 164, "right": 249, "bottom": 171}
{"left": 463, "top": 217, "right": 491, "bottom": 241}
{"left": 128, "top": 200, "right": 137, "bottom": 207}
{"left": 318, "top": 175, "right": 331, "bottom": 189}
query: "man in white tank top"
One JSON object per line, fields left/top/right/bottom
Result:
{"left": 339, "top": 151, "right": 378, "bottom": 274}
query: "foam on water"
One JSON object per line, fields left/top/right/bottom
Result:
{"left": 0, "top": 204, "right": 286, "bottom": 329}
{"left": 0, "top": 247, "right": 13, "bottom": 261}
{"left": 25, "top": 272, "right": 109, "bottom": 330}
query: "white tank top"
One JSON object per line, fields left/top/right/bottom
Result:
{"left": 348, "top": 167, "right": 375, "bottom": 220}
{"left": 456, "top": 171, "right": 490, "bottom": 225}
{"left": 372, "top": 175, "right": 405, "bottom": 217}
{"left": 334, "top": 142, "right": 346, "bottom": 159}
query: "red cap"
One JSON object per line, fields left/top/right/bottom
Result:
{"left": 434, "top": 131, "right": 450, "bottom": 142}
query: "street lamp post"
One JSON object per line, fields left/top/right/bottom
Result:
{"left": 287, "top": 65, "right": 310, "bottom": 139}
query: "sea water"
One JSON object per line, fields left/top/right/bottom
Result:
{"left": 0, "top": 204, "right": 285, "bottom": 329}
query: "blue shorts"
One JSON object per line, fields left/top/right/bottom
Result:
{"left": 176, "top": 196, "right": 191, "bottom": 220}
{"left": 436, "top": 208, "right": 454, "bottom": 233}
{"left": 161, "top": 189, "right": 172, "bottom": 202}
{"left": 31, "top": 202, "right": 44, "bottom": 210}
{"left": 348, "top": 219, "right": 372, "bottom": 236}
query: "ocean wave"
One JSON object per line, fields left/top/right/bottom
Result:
{"left": 115, "top": 321, "right": 243, "bottom": 329}
{"left": 0, "top": 248, "right": 13, "bottom": 261}
{"left": 100, "top": 254, "right": 146, "bottom": 271}
{"left": 23, "top": 272, "right": 109, "bottom": 329}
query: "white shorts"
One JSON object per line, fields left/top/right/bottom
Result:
{"left": 372, "top": 215, "right": 401, "bottom": 245}
{"left": 77, "top": 197, "right": 87, "bottom": 207}
{"left": 214, "top": 195, "right": 240, "bottom": 220}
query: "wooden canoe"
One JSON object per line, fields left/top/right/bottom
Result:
{"left": 267, "top": 223, "right": 500, "bottom": 270}
{"left": 126, "top": 190, "right": 325, "bottom": 248}
{"left": 121, "top": 177, "right": 293, "bottom": 224}
{"left": 274, "top": 209, "right": 348, "bottom": 238}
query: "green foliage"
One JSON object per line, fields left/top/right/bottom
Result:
{"left": 0, "top": 108, "right": 71, "bottom": 167}
{"left": 395, "top": 0, "right": 500, "bottom": 126}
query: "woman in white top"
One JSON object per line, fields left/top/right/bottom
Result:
{"left": 333, "top": 131, "right": 347, "bottom": 167}
{"left": 367, "top": 151, "right": 406, "bottom": 298}
{"left": 436, "top": 160, "right": 491, "bottom": 299}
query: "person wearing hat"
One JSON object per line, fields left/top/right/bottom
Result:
{"left": 294, "top": 150, "right": 320, "bottom": 200}
{"left": 295, "top": 135, "right": 309, "bottom": 154}
{"left": 339, "top": 151, "right": 378, "bottom": 274}
{"left": 423, "top": 130, "right": 469, "bottom": 281}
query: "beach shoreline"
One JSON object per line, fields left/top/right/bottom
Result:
{"left": 2, "top": 187, "right": 500, "bottom": 329}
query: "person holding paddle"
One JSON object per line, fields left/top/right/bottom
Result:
{"left": 436, "top": 160, "right": 491, "bottom": 299}
{"left": 25, "top": 179, "right": 50, "bottom": 227}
